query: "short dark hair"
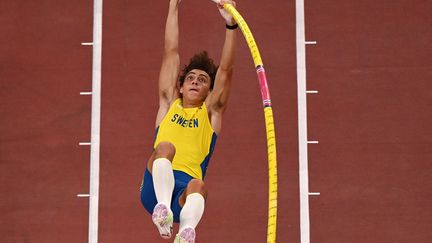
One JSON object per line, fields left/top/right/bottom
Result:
{"left": 179, "top": 51, "right": 218, "bottom": 90}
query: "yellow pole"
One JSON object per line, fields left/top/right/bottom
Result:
{"left": 223, "top": 4, "right": 278, "bottom": 243}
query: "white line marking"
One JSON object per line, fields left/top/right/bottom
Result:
{"left": 305, "top": 41, "right": 317, "bottom": 45}
{"left": 306, "top": 90, "right": 318, "bottom": 94}
{"left": 80, "top": 92, "right": 93, "bottom": 95}
{"left": 309, "top": 192, "right": 321, "bottom": 196}
{"left": 79, "top": 142, "right": 91, "bottom": 146}
{"left": 307, "top": 141, "right": 319, "bottom": 144}
{"left": 296, "top": 0, "right": 311, "bottom": 242}
{"left": 81, "top": 42, "right": 94, "bottom": 46}
{"left": 77, "top": 194, "right": 91, "bottom": 197}
{"left": 88, "top": 0, "right": 103, "bottom": 242}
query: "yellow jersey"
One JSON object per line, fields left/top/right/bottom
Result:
{"left": 154, "top": 98, "right": 217, "bottom": 179}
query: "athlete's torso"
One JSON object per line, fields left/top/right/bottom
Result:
{"left": 154, "top": 98, "right": 217, "bottom": 179}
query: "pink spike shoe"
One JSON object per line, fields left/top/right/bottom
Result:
{"left": 174, "top": 227, "right": 196, "bottom": 243}
{"left": 152, "top": 203, "right": 173, "bottom": 239}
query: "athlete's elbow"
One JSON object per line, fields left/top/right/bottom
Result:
{"left": 163, "top": 47, "right": 179, "bottom": 58}
{"left": 218, "top": 65, "right": 234, "bottom": 73}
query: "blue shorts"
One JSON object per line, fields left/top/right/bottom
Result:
{"left": 140, "top": 169, "right": 193, "bottom": 223}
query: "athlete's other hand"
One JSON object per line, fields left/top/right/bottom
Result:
{"left": 217, "top": 0, "right": 236, "bottom": 26}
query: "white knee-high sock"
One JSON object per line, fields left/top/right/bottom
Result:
{"left": 152, "top": 158, "right": 175, "bottom": 207}
{"left": 179, "top": 193, "right": 205, "bottom": 232}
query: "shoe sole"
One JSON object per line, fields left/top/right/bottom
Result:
{"left": 152, "top": 204, "right": 173, "bottom": 239}
{"left": 175, "top": 227, "right": 196, "bottom": 243}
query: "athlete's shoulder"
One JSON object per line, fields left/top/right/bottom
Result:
{"left": 156, "top": 98, "right": 182, "bottom": 127}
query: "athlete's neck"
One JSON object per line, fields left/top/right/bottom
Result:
{"left": 182, "top": 98, "right": 203, "bottom": 108}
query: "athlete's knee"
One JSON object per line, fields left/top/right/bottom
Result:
{"left": 147, "top": 142, "right": 175, "bottom": 172}
{"left": 186, "top": 179, "right": 207, "bottom": 199}
{"left": 155, "top": 141, "right": 176, "bottom": 160}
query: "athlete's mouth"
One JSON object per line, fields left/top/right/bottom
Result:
{"left": 189, "top": 88, "right": 199, "bottom": 92}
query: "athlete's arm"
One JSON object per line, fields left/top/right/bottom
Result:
{"left": 207, "top": 0, "right": 237, "bottom": 134}
{"left": 156, "top": 0, "right": 181, "bottom": 127}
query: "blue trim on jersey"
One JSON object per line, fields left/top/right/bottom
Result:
{"left": 154, "top": 126, "right": 159, "bottom": 144}
{"left": 200, "top": 132, "right": 218, "bottom": 178}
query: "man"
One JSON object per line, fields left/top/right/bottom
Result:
{"left": 140, "top": 0, "right": 237, "bottom": 242}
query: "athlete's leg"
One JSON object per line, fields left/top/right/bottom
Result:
{"left": 148, "top": 141, "right": 176, "bottom": 205}
{"left": 147, "top": 141, "right": 176, "bottom": 239}
{"left": 147, "top": 141, "right": 176, "bottom": 173}
{"left": 175, "top": 179, "right": 207, "bottom": 242}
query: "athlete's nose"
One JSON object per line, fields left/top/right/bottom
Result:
{"left": 191, "top": 78, "right": 198, "bottom": 85}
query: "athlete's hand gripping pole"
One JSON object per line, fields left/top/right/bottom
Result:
{"left": 211, "top": 1, "right": 278, "bottom": 243}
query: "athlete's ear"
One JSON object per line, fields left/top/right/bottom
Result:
{"left": 180, "top": 86, "right": 183, "bottom": 94}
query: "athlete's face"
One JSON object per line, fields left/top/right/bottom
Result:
{"left": 180, "top": 69, "right": 211, "bottom": 102}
